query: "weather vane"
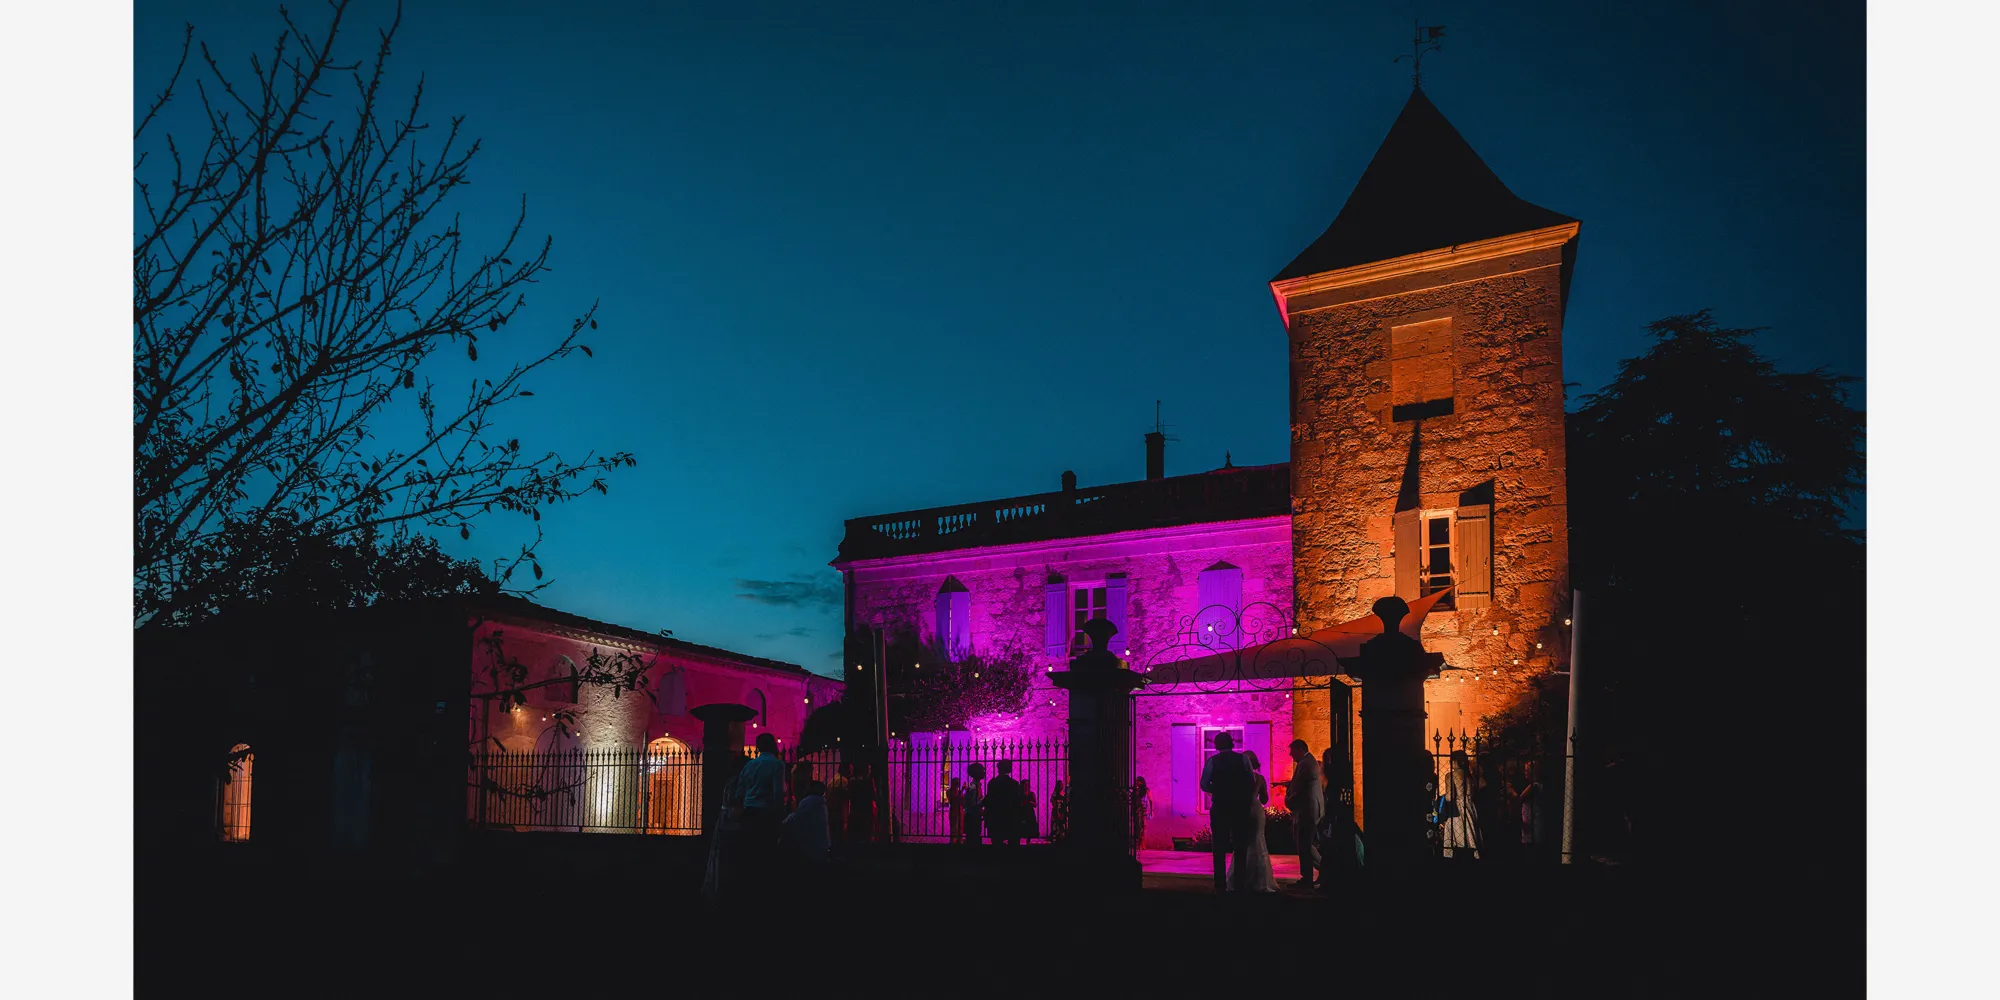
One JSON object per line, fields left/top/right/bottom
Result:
{"left": 1393, "top": 18, "right": 1447, "bottom": 90}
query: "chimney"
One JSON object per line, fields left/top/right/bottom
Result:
{"left": 1061, "top": 470, "right": 1077, "bottom": 492}
{"left": 1145, "top": 400, "right": 1166, "bottom": 480}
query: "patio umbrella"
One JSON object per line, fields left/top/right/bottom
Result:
{"left": 1136, "top": 588, "right": 1454, "bottom": 687}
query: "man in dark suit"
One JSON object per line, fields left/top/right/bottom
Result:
{"left": 1199, "top": 732, "right": 1253, "bottom": 892}
{"left": 1285, "top": 739, "right": 1324, "bottom": 888}
{"left": 983, "top": 759, "right": 1023, "bottom": 846}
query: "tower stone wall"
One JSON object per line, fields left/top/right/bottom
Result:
{"left": 1281, "top": 230, "right": 1576, "bottom": 819}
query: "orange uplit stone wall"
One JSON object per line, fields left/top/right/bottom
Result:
{"left": 1280, "top": 232, "right": 1577, "bottom": 825}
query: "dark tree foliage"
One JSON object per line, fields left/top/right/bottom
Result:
{"left": 133, "top": 1, "right": 632, "bottom": 628}
{"left": 170, "top": 513, "right": 493, "bottom": 626}
{"left": 798, "top": 700, "right": 845, "bottom": 753}
{"left": 845, "top": 630, "right": 1036, "bottom": 737}
{"left": 1566, "top": 310, "right": 1863, "bottom": 868}
{"left": 894, "top": 635, "right": 1035, "bottom": 734}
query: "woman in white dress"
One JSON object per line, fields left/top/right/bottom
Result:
{"left": 1439, "top": 750, "right": 1482, "bottom": 860}
{"left": 1230, "top": 752, "right": 1280, "bottom": 892}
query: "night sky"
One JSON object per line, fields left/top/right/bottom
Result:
{"left": 134, "top": 0, "right": 1865, "bottom": 677}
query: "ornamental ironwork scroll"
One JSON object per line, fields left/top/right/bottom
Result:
{"left": 1133, "top": 600, "right": 1345, "bottom": 696}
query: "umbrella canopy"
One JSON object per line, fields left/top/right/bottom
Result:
{"left": 1137, "top": 588, "right": 1454, "bottom": 688}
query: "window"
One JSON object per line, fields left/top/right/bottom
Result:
{"left": 749, "top": 689, "right": 767, "bottom": 729}
{"left": 1420, "top": 510, "right": 1455, "bottom": 606}
{"left": 1395, "top": 503, "right": 1489, "bottom": 611}
{"left": 936, "top": 578, "right": 971, "bottom": 661}
{"left": 1198, "top": 727, "right": 1243, "bottom": 814}
{"left": 1195, "top": 562, "right": 1243, "bottom": 647}
{"left": 220, "top": 743, "right": 253, "bottom": 842}
{"left": 1073, "top": 585, "right": 1108, "bottom": 651}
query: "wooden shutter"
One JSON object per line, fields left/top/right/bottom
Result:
{"left": 1044, "top": 578, "right": 1069, "bottom": 656}
{"left": 1393, "top": 509, "right": 1421, "bottom": 599}
{"left": 1455, "top": 503, "right": 1492, "bottom": 610}
{"left": 1245, "top": 721, "right": 1272, "bottom": 777}
{"left": 934, "top": 589, "right": 952, "bottom": 652}
{"left": 1170, "top": 723, "right": 1199, "bottom": 817}
{"left": 1106, "top": 574, "right": 1129, "bottom": 656}
{"left": 949, "top": 591, "right": 971, "bottom": 658}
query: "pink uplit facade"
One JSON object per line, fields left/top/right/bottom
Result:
{"left": 837, "top": 472, "right": 1301, "bottom": 850}
{"left": 469, "top": 599, "right": 842, "bottom": 758}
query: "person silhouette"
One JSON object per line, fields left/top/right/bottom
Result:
{"left": 984, "top": 760, "right": 1023, "bottom": 847}
{"left": 1285, "top": 739, "right": 1324, "bottom": 888}
{"left": 1199, "top": 732, "right": 1253, "bottom": 893}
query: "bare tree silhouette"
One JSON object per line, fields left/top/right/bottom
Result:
{"left": 133, "top": 1, "right": 633, "bottom": 627}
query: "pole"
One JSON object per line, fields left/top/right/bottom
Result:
{"left": 1561, "top": 589, "right": 1584, "bottom": 865}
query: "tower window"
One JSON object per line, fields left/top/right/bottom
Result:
{"left": 1420, "top": 510, "right": 1455, "bottom": 608}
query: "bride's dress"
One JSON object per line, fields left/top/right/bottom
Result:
{"left": 1229, "top": 776, "right": 1279, "bottom": 893}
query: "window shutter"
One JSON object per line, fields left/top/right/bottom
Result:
{"left": 935, "top": 589, "right": 951, "bottom": 651}
{"left": 1043, "top": 578, "right": 1068, "bottom": 657}
{"left": 1196, "top": 562, "right": 1243, "bottom": 647}
{"left": 1455, "top": 503, "right": 1492, "bottom": 610}
{"left": 1170, "top": 723, "right": 1199, "bottom": 817}
{"left": 1105, "top": 574, "right": 1129, "bottom": 656}
{"left": 1393, "top": 509, "right": 1421, "bottom": 599}
{"left": 949, "top": 590, "right": 971, "bottom": 659}
{"left": 1245, "top": 721, "right": 1272, "bottom": 774}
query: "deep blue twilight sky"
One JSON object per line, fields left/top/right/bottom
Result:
{"left": 135, "top": 1, "right": 1864, "bottom": 677}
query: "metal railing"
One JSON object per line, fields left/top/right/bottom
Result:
{"left": 877, "top": 737, "right": 1068, "bottom": 843}
{"left": 468, "top": 747, "right": 706, "bottom": 835}
{"left": 1424, "top": 731, "right": 1572, "bottom": 863}
{"left": 466, "top": 740, "right": 1070, "bottom": 842}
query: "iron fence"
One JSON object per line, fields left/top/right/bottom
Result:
{"left": 467, "top": 739, "right": 1070, "bottom": 843}
{"left": 1424, "top": 730, "right": 1572, "bottom": 864}
{"left": 469, "top": 747, "right": 705, "bottom": 834}
{"left": 877, "top": 737, "right": 1068, "bottom": 843}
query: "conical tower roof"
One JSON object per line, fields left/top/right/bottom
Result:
{"left": 1274, "top": 88, "right": 1574, "bottom": 282}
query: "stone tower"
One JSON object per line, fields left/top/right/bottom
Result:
{"left": 1275, "top": 89, "right": 1577, "bottom": 809}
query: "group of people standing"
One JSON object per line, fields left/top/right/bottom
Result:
{"left": 704, "top": 732, "right": 834, "bottom": 906}
{"left": 945, "top": 760, "right": 1064, "bottom": 845}
{"left": 1198, "top": 735, "right": 1334, "bottom": 893}
{"left": 1431, "top": 750, "right": 1551, "bottom": 863}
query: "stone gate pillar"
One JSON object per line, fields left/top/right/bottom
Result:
{"left": 1342, "top": 597, "right": 1444, "bottom": 871}
{"left": 1050, "top": 617, "right": 1144, "bottom": 891}
{"left": 691, "top": 703, "right": 756, "bottom": 837}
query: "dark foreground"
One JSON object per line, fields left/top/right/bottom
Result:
{"left": 138, "top": 842, "right": 1860, "bottom": 997}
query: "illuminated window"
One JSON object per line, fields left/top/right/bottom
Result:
{"left": 1198, "top": 727, "right": 1244, "bottom": 814}
{"left": 220, "top": 743, "right": 253, "bottom": 842}
{"left": 936, "top": 578, "right": 971, "bottom": 660}
{"left": 1420, "top": 510, "right": 1455, "bottom": 607}
{"left": 749, "top": 689, "right": 767, "bottom": 728}
{"left": 1072, "top": 585, "right": 1108, "bottom": 651}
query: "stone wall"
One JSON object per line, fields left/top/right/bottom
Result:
{"left": 843, "top": 516, "right": 1302, "bottom": 847}
{"left": 1283, "top": 237, "right": 1576, "bottom": 822}
{"left": 469, "top": 617, "right": 829, "bottom": 756}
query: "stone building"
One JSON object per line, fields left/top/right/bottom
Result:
{"left": 137, "top": 595, "right": 841, "bottom": 859}
{"left": 833, "top": 88, "right": 1576, "bottom": 846}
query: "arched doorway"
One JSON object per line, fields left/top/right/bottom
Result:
{"left": 220, "top": 743, "right": 253, "bottom": 842}
{"left": 645, "top": 736, "right": 697, "bottom": 835}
